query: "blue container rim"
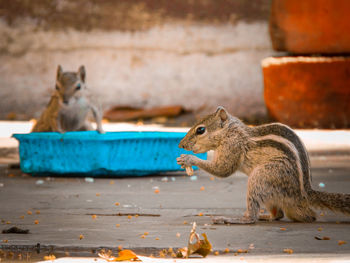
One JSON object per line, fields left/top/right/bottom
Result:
{"left": 12, "top": 131, "right": 188, "bottom": 141}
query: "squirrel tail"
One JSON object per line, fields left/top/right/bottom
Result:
{"left": 309, "top": 190, "right": 350, "bottom": 215}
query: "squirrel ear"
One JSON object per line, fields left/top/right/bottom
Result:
{"left": 216, "top": 106, "right": 228, "bottom": 122}
{"left": 56, "top": 65, "right": 63, "bottom": 80}
{"left": 78, "top": 65, "right": 86, "bottom": 82}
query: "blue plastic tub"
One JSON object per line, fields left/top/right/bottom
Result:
{"left": 13, "top": 131, "right": 206, "bottom": 176}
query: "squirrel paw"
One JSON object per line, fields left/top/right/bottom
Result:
{"left": 176, "top": 154, "right": 196, "bottom": 168}
{"left": 212, "top": 216, "right": 256, "bottom": 225}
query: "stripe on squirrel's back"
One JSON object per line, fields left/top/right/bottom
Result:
{"left": 249, "top": 123, "right": 312, "bottom": 191}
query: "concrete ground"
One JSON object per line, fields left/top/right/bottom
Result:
{"left": 0, "top": 122, "right": 349, "bottom": 262}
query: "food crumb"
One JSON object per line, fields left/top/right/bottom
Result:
{"left": 35, "top": 210, "right": 40, "bottom": 215}
{"left": 176, "top": 233, "right": 181, "bottom": 238}
{"left": 96, "top": 193, "right": 100, "bottom": 197}
{"left": 115, "top": 202, "right": 120, "bottom": 206}
{"left": 224, "top": 248, "right": 230, "bottom": 253}
{"left": 214, "top": 251, "right": 219, "bottom": 256}
{"left": 127, "top": 215, "right": 132, "bottom": 220}
{"left": 154, "top": 189, "right": 160, "bottom": 194}
{"left": 283, "top": 248, "right": 294, "bottom": 254}
{"left": 79, "top": 234, "right": 84, "bottom": 240}
{"left": 200, "top": 186, "right": 205, "bottom": 191}
{"left": 27, "top": 211, "right": 32, "bottom": 215}
{"left": 116, "top": 224, "right": 120, "bottom": 227}
{"left": 6, "top": 221, "right": 11, "bottom": 224}
{"left": 140, "top": 235, "right": 146, "bottom": 239}
{"left": 280, "top": 227, "right": 287, "bottom": 231}
{"left": 20, "top": 216, "right": 25, "bottom": 219}
{"left": 210, "top": 176, "right": 215, "bottom": 181}
{"left": 338, "top": 240, "right": 347, "bottom": 246}
{"left": 92, "top": 215, "right": 97, "bottom": 220}
{"left": 3, "top": 239, "right": 8, "bottom": 243}
{"left": 317, "top": 227, "right": 323, "bottom": 231}
{"left": 183, "top": 220, "right": 188, "bottom": 224}
{"left": 198, "top": 213, "right": 204, "bottom": 216}
{"left": 322, "top": 236, "right": 330, "bottom": 240}
{"left": 155, "top": 237, "right": 160, "bottom": 240}
{"left": 34, "top": 220, "right": 39, "bottom": 224}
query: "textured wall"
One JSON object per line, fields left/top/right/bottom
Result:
{"left": 0, "top": 0, "right": 272, "bottom": 121}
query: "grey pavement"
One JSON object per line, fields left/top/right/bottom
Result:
{"left": 0, "top": 122, "right": 350, "bottom": 262}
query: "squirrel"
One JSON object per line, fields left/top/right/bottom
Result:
{"left": 177, "top": 106, "right": 350, "bottom": 224}
{"left": 31, "top": 65, "right": 104, "bottom": 133}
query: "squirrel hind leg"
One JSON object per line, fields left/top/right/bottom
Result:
{"left": 284, "top": 205, "right": 316, "bottom": 223}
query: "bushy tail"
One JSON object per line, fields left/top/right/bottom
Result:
{"left": 309, "top": 190, "right": 350, "bottom": 215}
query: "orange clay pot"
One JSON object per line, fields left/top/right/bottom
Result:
{"left": 262, "top": 56, "right": 350, "bottom": 128}
{"left": 270, "top": 0, "right": 350, "bottom": 54}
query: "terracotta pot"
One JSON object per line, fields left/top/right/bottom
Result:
{"left": 270, "top": 0, "right": 350, "bottom": 54}
{"left": 262, "top": 56, "right": 350, "bottom": 128}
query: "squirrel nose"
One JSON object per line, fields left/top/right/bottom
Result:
{"left": 179, "top": 141, "right": 184, "bottom": 149}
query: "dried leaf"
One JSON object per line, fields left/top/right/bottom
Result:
{"left": 99, "top": 249, "right": 141, "bottom": 262}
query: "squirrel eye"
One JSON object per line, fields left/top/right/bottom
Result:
{"left": 196, "top": 126, "right": 206, "bottom": 135}
{"left": 76, "top": 83, "right": 81, "bottom": 90}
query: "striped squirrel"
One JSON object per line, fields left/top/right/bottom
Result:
{"left": 32, "top": 65, "right": 104, "bottom": 133}
{"left": 177, "top": 106, "right": 350, "bottom": 224}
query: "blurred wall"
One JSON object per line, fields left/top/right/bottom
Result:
{"left": 0, "top": 0, "right": 272, "bottom": 121}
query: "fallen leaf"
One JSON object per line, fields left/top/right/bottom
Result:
{"left": 43, "top": 255, "right": 56, "bottom": 260}
{"left": 99, "top": 249, "right": 141, "bottom": 262}
{"left": 283, "top": 248, "right": 293, "bottom": 254}
{"left": 338, "top": 240, "right": 347, "bottom": 246}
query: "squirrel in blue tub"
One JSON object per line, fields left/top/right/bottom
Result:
{"left": 177, "top": 106, "right": 350, "bottom": 224}
{"left": 32, "top": 65, "right": 104, "bottom": 133}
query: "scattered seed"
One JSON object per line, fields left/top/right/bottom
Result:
{"left": 96, "top": 193, "right": 100, "bottom": 197}
{"left": 127, "top": 215, "right": 132, "bottom": 219}
{"left": 79, "top": 234, "right": 84, "bottom": 240}
{"left": 338, "top": 240, "right": 347, "bottom": 246}
{"left": 34, "top": 220, "right": 39, "bottom": 225}
{"left": 280, "top": 227, "right": 287, "bottom": 231}
{"left": 183, "top": 221, "right": 188, "bottom": 225}
{"left": 210, "top": 176, "right": 215, "bottom": 181}
{"left": 200, "top": 186, "right": 205, "bottom": 191}
{"left": 116, "top": 224, "right": 120, "bottom": 227}
{"left": 27, "top": 211, "right": 32, "bottom": 215}
{"left": 224, "top": 248, "right": 230, "bottom": 253}
{"left": 198, "top": 213, "right": 204, "bottom": 216}
{"left": 144, "top": 232, "right": 149, "bottom": 236}
{"left": 155, "top": 237, "right": 160, "bottom": 240}
{"left": 92, "top": 215, "right": 97, "bottom": 220}
{"left": 154, "top": 189, "right": 160, "bottom": 194}
{"left": 115, "top": 202, "right": 120, "bottom": 206}
{"left": 140, "top": 235, "right": 146, "bottom": 239}
{"left": 214, "top": 251, "right": 219, "bottom": 256}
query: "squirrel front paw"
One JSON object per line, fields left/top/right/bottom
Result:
{"left": 176, "top": 154, "right": 196, "bottom": 168}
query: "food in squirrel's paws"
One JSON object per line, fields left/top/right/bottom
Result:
{"left": 186, "top": 167, "right": 194, "bottom": 176}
